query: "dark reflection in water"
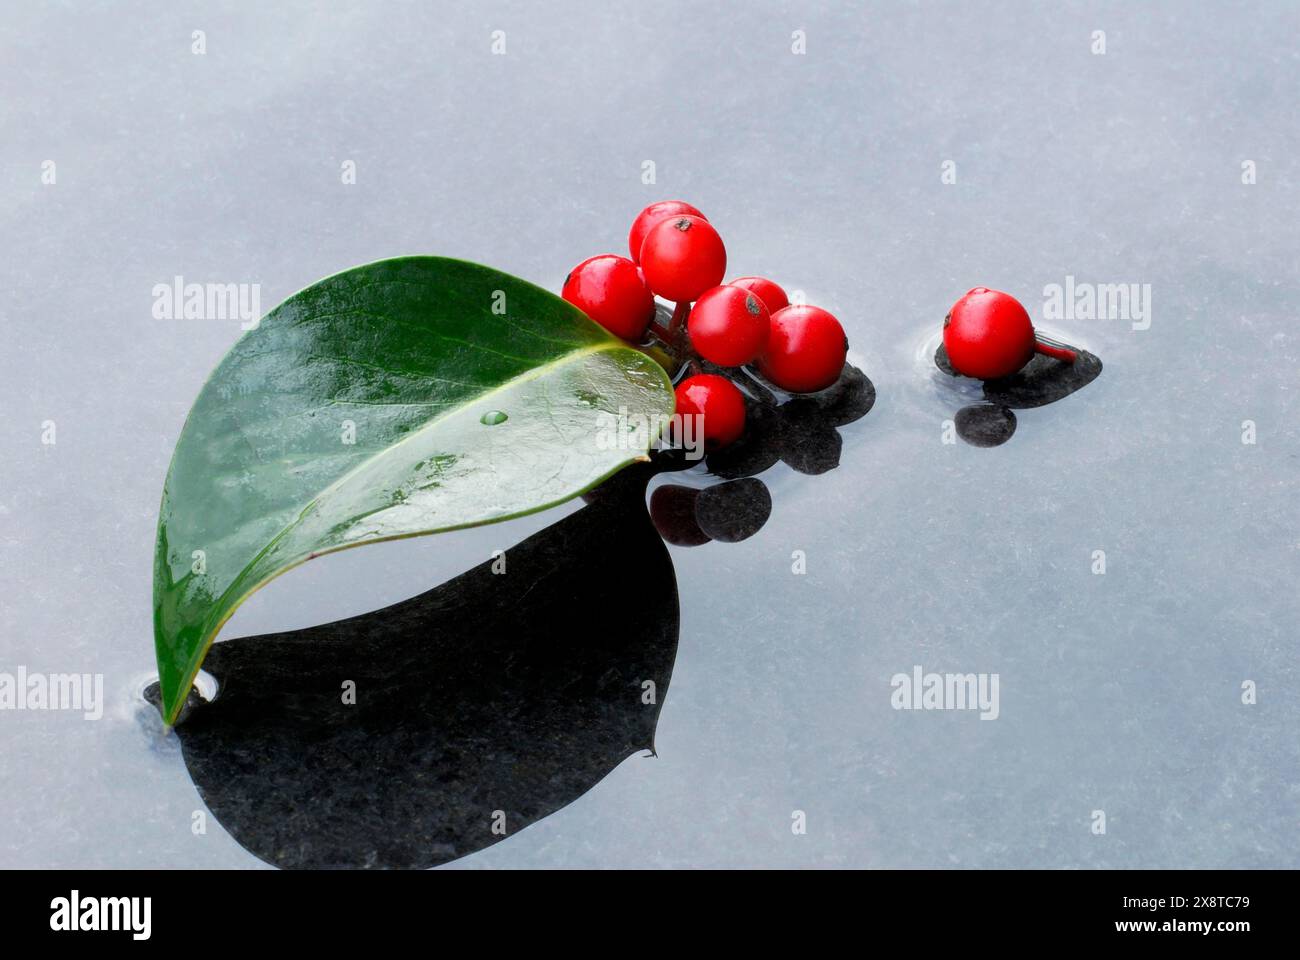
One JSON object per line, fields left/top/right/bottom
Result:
{"left": 647, "top": 484, "right": 710, "bottom": 546}
{"left": 935, "top": 344, "right": 1102, "bottom": 447}
{"left": 146, "top": 362, "right": 875, "bottom": 865}
{"left": 954, "top": 404, "right": 1017, "bottom": 447}
{"left": 642, "top": 363, "right": 874, "bottom": 545}
{"left": 696, "top": 478, "right": 772, "bottom": 542}
{"left": 147, "top": 468, "right": 678, "bottom": 870}
{"left": 651, "top": 476, "right": 774, "bottom": 546}
{"left": 706, "top": 364, "right": 876, "bottom": 479}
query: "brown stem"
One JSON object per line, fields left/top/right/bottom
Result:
{"left": 668, "top": 300, "right": 691, "bottom": 336}
{"left": 647, "top": 318, "right": 673, "bottom": 343}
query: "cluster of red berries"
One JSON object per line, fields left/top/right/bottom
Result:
{"left": 562, "top": 200, "right": 849, "bottom": 451}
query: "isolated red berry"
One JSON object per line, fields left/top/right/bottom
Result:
{"left": 687, "top": 285, "right": 770, "bottom": 366}
{"left": 728, "top": 276, "right": 789, "bottom": 313}
{"left": 561, "top": 254, "right": 655, "bottom": 341}
{"left": 628, "top": 200, "right": 706, "bottom": 264}
{"left": 674, "top": 374, "right": 746, "bottom": 450}
{"left": 941, "top": 287, "right": 1078, "bottom": 379}
{"left": 942, "top": 287, "right": 1035, "bottom": 379}
{"left": 758, "top": 305, "right": 848, "bottom": 393}
{"left": 639, "top": 215, "right": 726, "bottom": 303}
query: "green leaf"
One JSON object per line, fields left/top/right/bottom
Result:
{"left": 153, "top": 256, "right": 674, "bottom": 725}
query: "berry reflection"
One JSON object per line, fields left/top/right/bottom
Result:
{"left": 935, "top": 343, "right": 1103, "bottom": 448}
{"left": 588, "top": 361, "right": 876, "bottom": 548}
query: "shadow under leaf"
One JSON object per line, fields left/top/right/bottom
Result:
{"left": 148, "top": 472, "right": 679, "bottom": 870}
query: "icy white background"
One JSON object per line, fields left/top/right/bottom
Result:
{"left": 1, "top": 1, "right": 1297, "bottom": 868}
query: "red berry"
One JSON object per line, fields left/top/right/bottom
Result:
{"left": 758, "top": 305, "right": 848, "bottom": 393}
{"left": 728, "top": 276, "right": 789, "bottom": 313}
{"left": 628, "top": 200, "right": 706, "bottom": 264}
{"left": 687, "top": 285, "right": 770, "bottom": 366}
{"left": 639, "top": 215, "right": 726, "bottom": 303}
{"left": 942, "top": 287, "right": 1035, "bottom": 380}
{"left": 561, "top": 254, "right": 655, "bottom": 341}
{"left": 674, "top": 374, "right": 746, "bottom": 450}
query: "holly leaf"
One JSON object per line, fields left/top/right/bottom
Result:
{"left": 153, "top": 256, "right": 673, "bottom": 725}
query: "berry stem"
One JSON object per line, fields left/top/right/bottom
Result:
{"left": 642, "top": 315, "right": 692, "bottom": 374}
{"left": 647, "top": 317, "right": 673, "bottom": 342}
{"left": 657, "top": 300, "right": 692, "bottom": 362}
{"left": 1033, "top": 333, "right": 1078, "bottom": 364}
{"left": 668, "top": 301, "right": 690, "bottom": 339}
